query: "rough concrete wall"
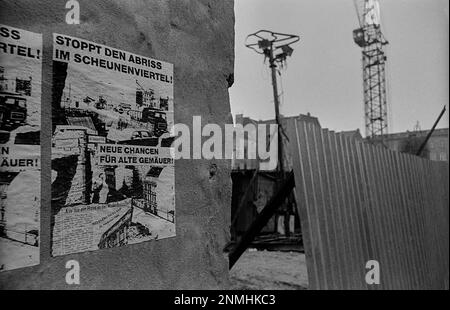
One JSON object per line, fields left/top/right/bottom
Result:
{"left": 0, "top": 0, "right": 234, "bottom": 289}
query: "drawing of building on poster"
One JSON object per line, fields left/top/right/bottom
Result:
{"left": 0, "top": 24, "right": 41, "bottom": 271}
{"left": 51, "top": 34, "right": 175, "bottom": 256}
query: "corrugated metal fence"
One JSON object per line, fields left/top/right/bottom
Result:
{"left": 287, "top": 118, "right": 449, "bottom": 290}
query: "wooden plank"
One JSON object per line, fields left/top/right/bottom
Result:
{"left": 288, "top": 118, "right": 319, "bottom": 289}
{"left": 417, "top": 158, "right": 434, "bottom": 289}
{"left": 424, "top": 160, "right": 438, "bottom": 288}
{"left": 315, "top": 127, "right": 341, "bottom": 289}
{"left": 354, "top": 140, "right": 376, "bottom": 290}
{"left": 385, "top": 149, "right": 410, "bottom": 288}
{"left": 369, "top": 144, "right": 394, "bottom": 289}
{"left": 430, "top": 161, "right": 445, "bottom": 288}
{"left": 339, "top": 134, "right": 366, "bottom": 289}
{"left": 348, "top": 139, "right": 371, "bottom": 266}
{"left": 326, "top": 130, "right": 351, "bottom": 289}
{"left": 333, "top": 132, "right": 359, "bottom": 288}
{"left": 303, "top": 122, "right": 329, "bottom": 289}
{"left": 398, "top": 153, "right": 421, "bottom": 288}
{"left": 408, "top": 156, "right": 428, "bottom": 287}
{"left": 423, "top": 159, "right": 438, "bottom": 288}
{"left": 358, "top": 142, "right": 383, "bottom": 290}
{"left": 376, "top": 147, "right": 401, "bottom": 289}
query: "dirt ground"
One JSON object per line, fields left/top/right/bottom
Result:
{"left": 229, "top": 249, "right": 309, "bottom": 290}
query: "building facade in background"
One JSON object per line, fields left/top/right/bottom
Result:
{"left": 231, "top": 113, "right": 448, "bottom": 243}
{"left": 379, "top": 128, "right": 448, "bottom": 162}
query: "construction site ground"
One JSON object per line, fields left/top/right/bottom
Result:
{"left": 230, "top": 249, "right": 309, "bottom": 290}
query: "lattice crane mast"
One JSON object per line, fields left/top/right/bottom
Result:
{"left": 353, "top": 0, "right": 389, "bottom": 139}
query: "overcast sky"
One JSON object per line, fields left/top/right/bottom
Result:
{"left": 229, "top": 0, "right": 449, "bottom": 135}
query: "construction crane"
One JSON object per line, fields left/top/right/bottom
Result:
{"left": 353, "top": 0, "right": 389, "bottom": 139}
{"left": 135, "top": 79, "right": 155, "bottom": 108}
{"left": 135, "top": 79, "right": 145, "bottom": 92}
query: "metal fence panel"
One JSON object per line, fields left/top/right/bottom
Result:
{"left": 287, "top": 119, "right": 449, "bottom": 290}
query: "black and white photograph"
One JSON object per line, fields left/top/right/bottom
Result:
{"left": 0, "top": 24, "right": 41, "bottom": 272}
{"left": 0, "top": 0, "right": 448, "bottom": 296}
{"left": 51, "top": 34, "right": 175, "bottom": 256}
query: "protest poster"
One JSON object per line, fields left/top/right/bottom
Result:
{"left": 0, "top": 24, "right": 41, "bottom": 271}
{"left": 51, "top": 34, "right": 175, "bottom": 256}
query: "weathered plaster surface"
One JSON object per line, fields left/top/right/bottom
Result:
{"left": 0, "top": 0, "right": 234, "bottom": 289}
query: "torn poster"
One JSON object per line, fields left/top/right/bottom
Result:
{"left": 0, "top": 24, "right": 42, "bottom": 271}
{"left": 51, "top": 34, "right": 175, "bottom": 256}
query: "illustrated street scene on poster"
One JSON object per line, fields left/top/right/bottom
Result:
{"left": 0, "top": 24, "right": 41, "bottom": 271}
{"left": 51, "top": 34, "right": 175, "bottom": 256}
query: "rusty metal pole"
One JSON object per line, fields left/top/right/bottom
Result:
{"left": 267, "top": 44, "right": 290, "bottom": 236}
{"left": 267, "top": 44, "right": 284, "bottom": 176}
{"left": 416, "top": 106, "right": 447, "bottom": 157}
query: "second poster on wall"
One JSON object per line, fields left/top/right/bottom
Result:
{"left": 51, "top": 34, "right": 175, "bottom": 256}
